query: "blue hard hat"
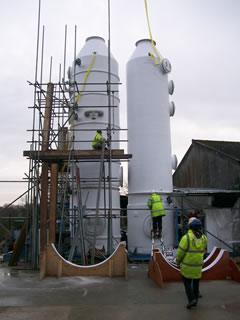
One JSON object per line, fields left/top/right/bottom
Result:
{"left": 190, "top": 218, "right": 202, "bottom": 230}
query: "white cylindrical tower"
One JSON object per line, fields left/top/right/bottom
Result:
{"left": 127, "top": 39, "right": 175, "bottom": 254}
{"left": 68, "top": 36, "right": 121, "bottom": 254}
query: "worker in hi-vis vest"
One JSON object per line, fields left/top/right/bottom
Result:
{"left": 92, "top": 130, "right": 104, "bottom": 150}
{"left": 147, "top": 192, "right": 166, "bottom": 239}
{"left": 176, "top": 218, "right": 208, "bottom": 310}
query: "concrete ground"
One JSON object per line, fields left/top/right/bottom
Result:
{"left": 0, "top": 262, "right": 240, "bottom": 320}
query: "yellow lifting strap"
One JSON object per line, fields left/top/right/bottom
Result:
{"left": 144, "top": 0, "right": 161, "bottom": 65}
{"left": 61, "top": 53, "right": 97, "bottom": 174}
{"left": 67, "top": 53, "right": 97, "bottom": 150}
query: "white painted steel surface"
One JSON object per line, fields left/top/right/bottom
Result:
{"left": 205, "top": 208, "right": 233, "bottom": 253}
{"left": 127, "top": 39, "right": 175, "bottom": 253}
{"left": 68, "top": 36, "right": 121, "bottom": 252}
{"left": 69, "top": 36, "right": 120, "bottom": 150}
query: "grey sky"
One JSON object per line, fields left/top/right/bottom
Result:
{"left": 0, "top": 0, "right": 240, "bottom": 205}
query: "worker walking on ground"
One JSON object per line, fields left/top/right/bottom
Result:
{"left": 92, "top": 130, "right": 105, "bottom": 150}
{"left": 147, "top": 192, "right": 166, "bottom": 239}
{"left": 176, "top": 218, "right": 208, "bottom": 309}
{"left": 187, "top": 217, "right": 203, "bottom": 298}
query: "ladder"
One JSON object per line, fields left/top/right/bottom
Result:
{"left": 151, "top": 235, "right": 174, "bottom": 262}
{"left": 91, "top": 141, "right": 105, "bottom": 264}
{"left": 68, "top": 165, "right": 87, "bottom": 265}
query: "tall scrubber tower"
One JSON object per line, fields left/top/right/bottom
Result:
{"left": 127, "top": 39, "right": 176, "bottom": 254}
{"left": 68, "top": 36, "right": 121, "bottom": 254}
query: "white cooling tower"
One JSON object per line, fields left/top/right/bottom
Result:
{"left": 127, "top": 39, "right": 176, "bottom": 254}
{"left": 68, "top": 36, "right": 121, "bottom": 253}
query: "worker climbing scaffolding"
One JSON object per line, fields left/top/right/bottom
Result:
{"left": 92, "top": 130, "right": 106, "bottom": 150}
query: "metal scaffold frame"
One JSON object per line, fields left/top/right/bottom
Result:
{"left": 23, "top": 74, "right": 131, "bottom": 267}
{"left": 17, "top": 0, "right": 131, "bottom": 268}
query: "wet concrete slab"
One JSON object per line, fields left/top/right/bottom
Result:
{"left": 0, "top": 262, "right": 240, "bottom": 319}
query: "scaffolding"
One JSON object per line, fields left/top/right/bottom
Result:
{"left": 21, "top": 72, "right": 131, "bottom": 268}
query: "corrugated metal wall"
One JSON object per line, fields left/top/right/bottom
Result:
{"left": 173, "top": 142, "right": 240, "bottom": 189}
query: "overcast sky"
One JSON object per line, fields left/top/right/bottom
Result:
{"left": 0, "top": 0, "right": 240, "bottom": 205}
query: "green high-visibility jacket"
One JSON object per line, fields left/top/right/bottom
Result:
{"left": 147, "top": 193, "right": 165, "bottom": 218}
{"left": 176, "top": 229, "right": 208, "bottom": 279}
{"left": 92, "top": 132, "right": 103, "bottom": 148}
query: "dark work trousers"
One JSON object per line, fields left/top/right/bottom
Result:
{"left": 152, "top": 216, "right": 162, "bottom": 231}
{"left": 93, "top": 144, "right": 102, "bottom": 150}
{"left": 182, "top": 276, "right": 200, "bottom": 302}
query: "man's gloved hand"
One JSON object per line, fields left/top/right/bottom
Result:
{"left": 174, "top": 258, "right": 180, "bottom": 266}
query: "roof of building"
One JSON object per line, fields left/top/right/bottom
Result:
{"left": 193, "top": 139, "right": 240, "bottom": 162}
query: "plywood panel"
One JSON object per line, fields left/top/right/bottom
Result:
{"left": 40, "top": 242, "right": 127, "bottom": 280}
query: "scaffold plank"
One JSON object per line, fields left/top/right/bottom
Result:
{"left": 23, "top": 149, "right": 132, "bottom": 161}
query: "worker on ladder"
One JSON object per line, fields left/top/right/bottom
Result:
{"left": 92, "top": 130, "right": 106, "bottom": 150}
{"left": 147, "top": 192, "right": 166, "bottom": 239}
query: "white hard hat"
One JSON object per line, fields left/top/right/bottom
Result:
{"left": 188, "top": 217, "right": 197, "bottom": 225}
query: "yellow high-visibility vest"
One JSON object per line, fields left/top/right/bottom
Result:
{"left": 176, "top": 230, "right": 208, "bottom": 279}
{"left": 147, "top": 193, "right": 165, "bottom": 218}
{"left": 92, "top": 132, "right": 103, "bottom": 148}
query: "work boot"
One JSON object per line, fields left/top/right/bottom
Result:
{"left": 186, "top": 299, "right": 197, "bottom": 309}
{"left": 158, "top": 229, "right": 162, "bottom": 238}
{"left": 151, "top": 230, "right": 156, "bottom": 239}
